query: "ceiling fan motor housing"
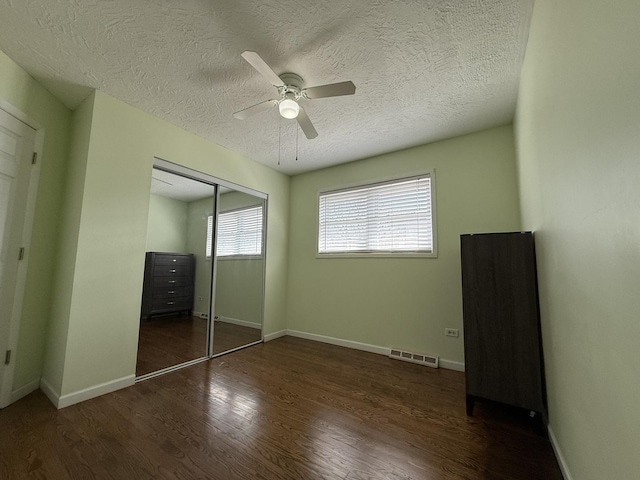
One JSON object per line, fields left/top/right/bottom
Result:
{"left": 279, "top": 73, "right": 303, "bottom": 91}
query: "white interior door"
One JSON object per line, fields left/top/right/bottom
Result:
{"left": 0, "top": 107, "right": 37, "bottom": 408}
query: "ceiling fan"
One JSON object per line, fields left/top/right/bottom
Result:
{"left": 233, "top": 51, "right": 356, "bottom": 139}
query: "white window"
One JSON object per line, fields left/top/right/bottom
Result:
{"left": 318, "top": 174, "right": 436, "bottom": 257}
{"left": 206, "top": 205, "right": 263, "bottom": 258}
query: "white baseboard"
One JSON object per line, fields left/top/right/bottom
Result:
{"left": 264, "top": 329, "right": 287, "bottom": 342}
{"left": 283, "top": 330, "right": 464, "bottom": 372}
{"left": 39, "top": 377, "right": 60, "bottom": 407}
{"left": 192, "top": 311, "right": 208, "bottom": 319}
{"left": 439, "top": 358, "right": 465, "bottom": 372}
{"left": 42, "top": 375, "right": 135, "bottom": 409}
{"left": 548, "top": 425, "right": 574, "bottom": 480}
{"left": 216, "top": 315, "right": 261, "bottom": 330}
{"left": 286, "top": 329, "right": 391, "bottom": 356}
{"left": 10, "top": 378, "right": 40, "bottom": 403}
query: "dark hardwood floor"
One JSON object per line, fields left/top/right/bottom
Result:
{"left": 1, "top": 337, "right": 563, "bottom": 479}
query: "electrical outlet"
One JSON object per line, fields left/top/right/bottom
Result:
{"left": 445, "top": 328, "right": 459, "bottom": 337}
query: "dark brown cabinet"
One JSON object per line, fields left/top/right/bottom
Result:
{"left": 460, "top": 232, "right": 546, "bottom": 416}
{"left": 141, "top": 252, "right": 195, "bottom": 319}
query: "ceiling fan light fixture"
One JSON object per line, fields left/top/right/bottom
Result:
{"left": 279, "top": 98, "right": 299, "bottom": 119}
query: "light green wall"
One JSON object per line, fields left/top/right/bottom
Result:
{"left": 0, "top": 49, "right": 72, "bottom": 393}
{"left": 41, "top": 92, "right": 95, "bottom": 394}
{"left": 54, "top": 90, "right": 289, "bottom": 396}
{"left": 186, "top": 195, "right": 214, "bottom": 315}
{"left": 146, "top": 194, "right": 188, "bottom": 253}
{"left": 286, "top": 125, "right": 520, "bottom": 363}
{"left": 515, "top": 1, "right": 640, "bottom": 478}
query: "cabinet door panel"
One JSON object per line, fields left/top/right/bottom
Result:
{"left": 461, "top": 232, "right": 544, "bottom": 413}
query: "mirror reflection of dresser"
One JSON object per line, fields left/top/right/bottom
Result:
{"left": 141, "top": 252, "right": 195, "bottom": 320}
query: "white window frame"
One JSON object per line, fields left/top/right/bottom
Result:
{"left": 207, "top": 205, "right": 264, "bottom": 260}
{"left": 316, "top": 171, "right": 437, "bottom": 258}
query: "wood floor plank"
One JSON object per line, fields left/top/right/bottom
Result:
{"left": 0, "top": 337, "right": 563, "bottom": 479}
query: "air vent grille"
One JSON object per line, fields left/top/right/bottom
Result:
{"left": 389, "top": 349, "right": 439, "bottom": 368}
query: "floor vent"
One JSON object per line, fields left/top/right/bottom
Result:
{"left": 389, "top": 349, "right": 439, "bottom": 368}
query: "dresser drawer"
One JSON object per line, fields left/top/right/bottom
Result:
{"left": 154, "top": 254, "right": 193, "bottom": 266}
{"left": 151, "top": 297, "right": 192, "bottom": 312}
{"left": 152, "top": 276, "right": 190, "bottom": 288}
{"left": 153, "top": 264, "right": 192, "bottom": 277}
{"left": 152, "top": 286, "right": 192, "bottom": 299}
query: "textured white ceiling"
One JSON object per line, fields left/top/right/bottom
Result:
{"left": 0, "top": 0, "right": 534, "bottom": 175}
{"left": 151, "top": 168, "right": 216, "bottom": 203}
{"left": 151, "top": 168, "right": 232, "bottom": 202}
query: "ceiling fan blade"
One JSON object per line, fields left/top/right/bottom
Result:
{"left": 303, "top": 81, "right": 356, "bottom": 99}
{"left": 296, "top": 106, "right": 318, "bottom": 139}
{"left": 241, "top": 51, "right": 285, "bottom": 87}
{"left": 233, "top": 99, "right": 277, "bottom": 120}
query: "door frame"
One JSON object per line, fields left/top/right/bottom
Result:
{"left": 0, "top": 98, "right": 45, "bottom": 408}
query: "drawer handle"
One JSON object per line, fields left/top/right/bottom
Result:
{"left": 168, "top": 280, "right": 176, "bottom": 284}
{"left": 169, "top": 269, "right": 176, "bottom": 273}
{"left": 167, "top": 301, "right": 175, "bottom": 305}
{"left": 172, "top": 259, "right": 177, "bottom": 262}
{"left": 168, "top": 291, "right": 175, "bottom": 294}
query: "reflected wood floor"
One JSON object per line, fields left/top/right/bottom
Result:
{"left": 136, "top": 317, "right": 262, "bottom": 376}
{"left": 0, "top": 337, "right": 563, "bottom": 479}
{"left": 212, "top": 320, "right": 262, "bottom": 355}
{"left": 136, "top": 315, "right": 209, "bottom": 376}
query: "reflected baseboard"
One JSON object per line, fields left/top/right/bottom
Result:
{"left": 215, "top": 315, "right": 261, "bottom": 330}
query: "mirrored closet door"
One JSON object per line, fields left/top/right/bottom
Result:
{"left": 136, "top": 160, "right": 266, "bottom": 379}
{"left": 211, "top": 189, "right": 265, "bottom": 355}
{"left": 136, "top": 168, "right": 216, "bottom": 377}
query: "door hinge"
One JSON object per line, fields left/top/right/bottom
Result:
{"left": 32, "top": 152, "right": 37, "bottom": 164}
{"left": 4, "top": 350, "right": 11, "bottom": 365}
{"left": 18, "top": 247, "right": 25, "bottom": 260}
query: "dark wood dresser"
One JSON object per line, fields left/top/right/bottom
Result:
{"left": 460, "top": 232, "right": 546, "bottom": 417}
{"left": 141, "top": 252, "right": 195, "bottom": 319}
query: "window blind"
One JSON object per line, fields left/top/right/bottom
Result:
{"left": 210, "top": 205, "right": 263, "bottom": 257}
{"left": 206, "top": 215, "right": 214, "bottom": 257}
{"left": 318, "top": 176, "right": 433, "bottom": 254}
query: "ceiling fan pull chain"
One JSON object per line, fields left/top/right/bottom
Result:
{"left": 296, "top": 124, "right": 299, "bottom": 162}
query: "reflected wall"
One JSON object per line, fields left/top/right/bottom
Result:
{"left": 212, "top": 190, "right": 265, "bottom": 355}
